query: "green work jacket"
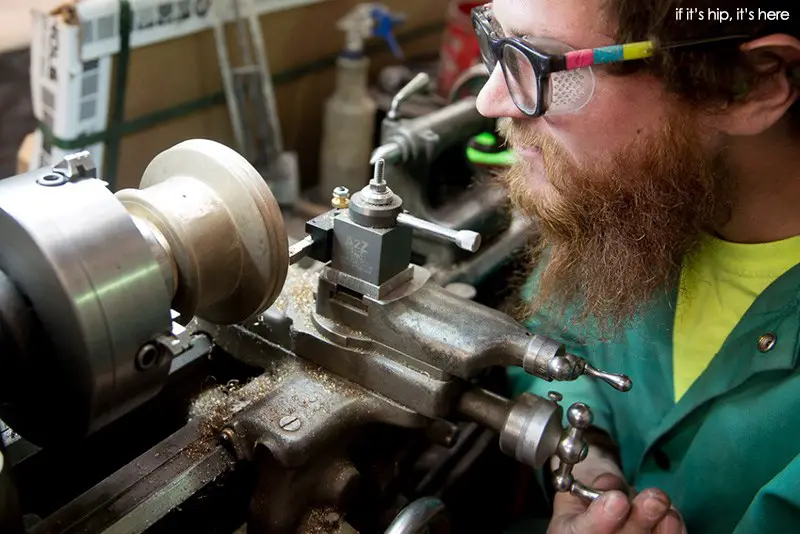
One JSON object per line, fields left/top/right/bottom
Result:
{"left": 509, "top": 264, "right": 800, "bottom": 533}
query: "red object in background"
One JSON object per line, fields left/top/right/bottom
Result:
{"left": 436, "top": 1, "right": 483, "bottom": 99}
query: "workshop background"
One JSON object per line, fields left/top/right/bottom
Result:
{"left": 1, "top": 0, "right": 479, "bottom": 191}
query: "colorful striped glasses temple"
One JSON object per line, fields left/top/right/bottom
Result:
{"left": 564, "top": 41, "right": 654, "bottom": 70}
{"left": 562, "top": 35, "right": 751, "bottom": 71}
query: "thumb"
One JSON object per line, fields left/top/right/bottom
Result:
{"left": 551, "top": 489, "right": 631, "bottom": 534}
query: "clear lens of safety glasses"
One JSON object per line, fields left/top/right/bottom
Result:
{"left": 502, "top": 37, "right": 596, "bottom": 116}
{"left": 476, "top": 27, "right": 497, "bottom": 73}
{"left": 501, "top": 44, "right": 538, "bottom": 115}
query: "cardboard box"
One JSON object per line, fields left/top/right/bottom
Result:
{"left": 27, "top": 0, "right": 449, "bottom": 190}
{"left": 16, "top": 132, "right": 35, "bottom": 174}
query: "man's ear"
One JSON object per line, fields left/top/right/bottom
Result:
{"left": 717, "top": 34, "right": 800, "bottom": 136}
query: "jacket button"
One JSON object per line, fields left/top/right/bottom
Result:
{"left": 653, "top": 448, "right": 671, "bottom": 471}
{"left": 758, "top": 333, "right": 777, "bottom": 352}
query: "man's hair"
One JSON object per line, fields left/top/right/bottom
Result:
{"left": 604, "top": 0, "right": 799, "bottom": 132}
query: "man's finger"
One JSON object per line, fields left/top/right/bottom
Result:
{"left": 550, "top": 471, "right": 626, "bottom": 518}
{"left": 654, "top": 509, "right": 688, "bottom": 534}
{"left": 619, "top": 488, "right": 672, "bottom": 534}
{"left": 592, "top": 473, "right": 626, "bottom": 491}
{"left": 551, "top": 490, "right": 630, "bottom": 534}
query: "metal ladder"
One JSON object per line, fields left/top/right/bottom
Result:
{"left": 210, "top": 0, "right": 299, "bottom": 204}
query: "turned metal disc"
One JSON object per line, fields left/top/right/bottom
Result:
{"left": 138, "top": 139, "right": 289, "bottom": 323}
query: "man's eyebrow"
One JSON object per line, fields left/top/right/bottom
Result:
{"left": 505, "top": 26, "right": 529, "bottom": 38}
{"left": 496, "top": 16, "right": 531, "bottom": 38}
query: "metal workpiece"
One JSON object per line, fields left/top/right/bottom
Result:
{"left": 130, "top": 215, "right": 178, "bottom": 298}
{"left": 0, "top": 163, "right": 173, "bottom": 445}
{"left": 384, "top": 496, "right": 448, "bottom": 534}
{"left": 396, "top": 212, "right": 481, "bottom": 252}
{"left": 116, "top": 139, "right": 289, "bottom": 324}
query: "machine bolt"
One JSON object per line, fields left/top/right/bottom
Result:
{"left": 331, "top": 186, "right": 350, "bottom": 209}
{"left": 219, "top": 428, "right": 235, "bottom": 444}
{"left": 279, "top": 415, "right": 302, "bottom": 432}
{"left": 371, "top": 158, "right": 387, "bottom": 193}
{"left": 548, "top": 391, "right": 563, "bottom": 403}
{"left": 135, "top": 343, "right": 159, "bottom": 371}
{"left": 758, "top": 333, "right": 777, "bottom": 352}
{"left": 36, "top": 173, "right": 67, "bottom": 187}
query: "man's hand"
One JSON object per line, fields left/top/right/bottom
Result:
{"left": 547, "top": 474, "right": 687, "bottom": 534}
{"left": 545, "top": 438, "right": 687, "bottom": 534}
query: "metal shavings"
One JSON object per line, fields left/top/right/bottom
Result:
{"left": 188, "top": 368, "right": 290, "bottom": 440}
{"left": 270, "top": 266, "right": 318, "bottom": 317}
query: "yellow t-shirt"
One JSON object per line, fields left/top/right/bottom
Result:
{"left": 673, "top": 233, "right": 800, "bottom": 402}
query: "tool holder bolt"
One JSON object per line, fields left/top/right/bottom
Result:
{"left": 331, "top": 186, "right": 350, "bottom": 209}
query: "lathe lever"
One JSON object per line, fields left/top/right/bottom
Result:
{"left": 552, "top": 402, "right": 607, "bottom": 503}
{"left": 387, "top": 71, "right": 430, "bottom": 120}
{"left": 583, "top": 363, "right": 633, "bottom": 392}
{"left": 396, "top": 212, "right": 482, "bottom": 252}
{"left": 524, "top": 340, "right": 633, "bottom": 392}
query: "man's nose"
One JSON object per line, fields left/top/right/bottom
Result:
{"left": 476, "top": 64, "right": 528, "bottom": 119}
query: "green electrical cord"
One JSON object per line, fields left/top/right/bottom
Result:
{"left": 466, "top": 132, "right": 516, "bottom": 167}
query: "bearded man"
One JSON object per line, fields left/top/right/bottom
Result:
{"left": 472, "top": 1, "right": 800, "bottom": 533}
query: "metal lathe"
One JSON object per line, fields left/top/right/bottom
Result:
{"left": 0, "top": 138, "right": 631, "bottom": 534}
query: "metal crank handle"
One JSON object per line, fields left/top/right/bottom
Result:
{"left": 572, "top": 480, "right": 603, "bottom": 502}
{"left": 525, "top": 339, "right": 633, "bottom": 392}
{"left": 552, "top": 402, "right": 607, "bottom": 503}
{"left": 584, "top": 363, "right": 633, "bottom": 392}
{"left": 388, "top": 72, "right": 430, "bottom": 120}
{"left": 396, "top": 212, "right": 481, "bottom": 252}
{"left": 554, "top": 466, "right": 604, "bottom": 502}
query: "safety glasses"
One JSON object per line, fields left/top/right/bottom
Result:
{"left": 471, "top": 3, "right": 749, "bottom": 117}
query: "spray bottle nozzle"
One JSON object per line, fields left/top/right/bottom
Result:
{"left": 371, "top": 6, "right": 406, "bottom": 59}
{"left": 337, "top": 3, "right": 405, "bottom": 59}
